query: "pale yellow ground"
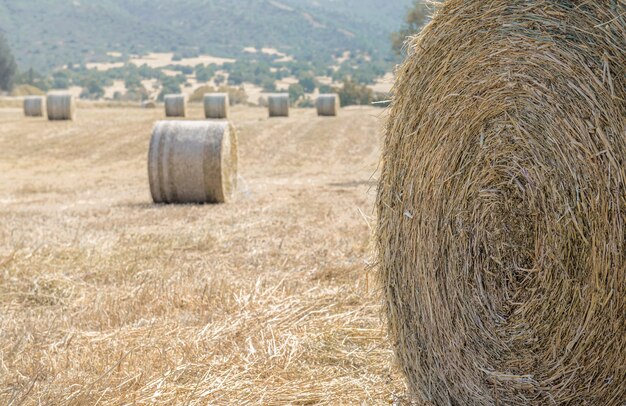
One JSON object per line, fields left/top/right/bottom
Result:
{"left": 0, "top": 105, "right": 409, "bottom": 404}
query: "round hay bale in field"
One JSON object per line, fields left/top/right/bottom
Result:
{"left": 46, "top": 93, "right": 75, "bottom": 121}
{"left": 142, "top": 100, "right": 157, "bottom": 109}
{"left": 316, "top": 93, "right": 340, "bottom": 116}
{"left": 23, "top": 96, "right": 45, "bottom": 117}
{"left": 376, "top": 2, "right": 626, "bottom": 405}
{"left": 204, "top": 93, "right": 229, "bottom": 119}
{"left": 268, "top": 93, "right": 289, "bottom": 117}
{"left": 164, "top": 94, "right": 187, "bottom": 117}
{"left": 148, "top": 121, "right": 238, "bottom": 204}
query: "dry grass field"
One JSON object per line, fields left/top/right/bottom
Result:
{"left": 0, "top": 105, "right": 408, "bottom": 404}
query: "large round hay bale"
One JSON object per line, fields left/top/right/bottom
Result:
{"left": 316, "top": 93, "right": 339, "bottom": 116}
{"left": 148, "top": 121, "right": 238, "bottom": 204}
{"left": 164, "top": 94, "right": 187, "bottom": 117}
{"left": 268, "top": 94, "right": 289, "bottom": 117}
{"left": 376, "top": 2, "right": 626, "bottom": 405}
{"left": 204, "top": 93, "right": 229, "bottom": 119}
{"left": 23, "top": 96, "right": 45, "bottom": 117}
{"left": 46, "top": 93, "right": 75, "bottom": 121}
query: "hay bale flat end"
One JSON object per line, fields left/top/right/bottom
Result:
{"left": 164, "top": 94, "right": 187, "bottom": 118}
{"left": 376, "top": 1, "right": 626, "bottom": 404}
{"left": 268, "top": 94, "right": 289, "bottom": 117}
{"left": 148, "top": 120, "right": 238, "bottom": 204}
{"left": 46, "top": 93, "right": 75, "bottom": 121}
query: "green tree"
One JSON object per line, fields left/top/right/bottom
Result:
{"left": 319, "top": 85, "right": 333, "bottom": 94}
{"left": 52, "top": 71, "right": 70, "bottom": 89}
{"left": 261, "top": 78, "right": 276, "bottom": 92}
{"left": 158, "top": 77, "right": 182, "bottom": 101}
{"left": 0, "top": 33, "right": 17, "bottom": 91}
{"left": 80, "top": 78, "right": 104, "bottom": 99}
{"left": 228, "top": 71, "right": 243, "bottom": 86}
{"left": 195, "top": 64, "right": 216, "bottom": 83}
{"left": 26, "top": 67, "right": 35, "bottom": 85}
{"left": 392, "top": 1, "right": 432, "bottom": 54}
{"left": 14, "top": 67, "right": 50, "bottom": 91}
{"left": 125, "top": 73, "right": 142, "bottom": 90}
{"left": 337, "top": 78, "right": 373, "bottom": 107}
{"left": 288, "top": 83, "right": 305, "bottom": 105}
{"left": 298, "top": 75, "right": 316, "bottom": 93}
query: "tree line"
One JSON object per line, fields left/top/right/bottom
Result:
{"left": 0, "top": 1, "right": 431, "bottom": 100}
{"left": 0, "top": 33, "right": 17, "bottom": 92}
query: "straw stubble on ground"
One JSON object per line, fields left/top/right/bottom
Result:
{"left": 0, "top": 105, "right": 407, "bottom": 404}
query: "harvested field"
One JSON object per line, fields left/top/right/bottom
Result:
{"left": 0, "top": 105, "right": 407, "bottom": 404}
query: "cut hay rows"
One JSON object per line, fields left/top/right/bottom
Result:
{"left": 148, "top": 120, "right": 238, "bottom": 204}
{"left": 46, "top": 93, "right": 75, "bottom": 121}
{"left": 164, "top": 94, "right": 187, "bottom": 117}
{"left": 377, "top": 1, "right": 626, "bottom": 405}
{"left": 204, "top": 93, "right": 229, "bottom": 119}
{"left": 268, "top": 94, "right": 289, "bottom": 117}
{"left": 0, "top": 106, "right": 402, "bottom": 404}
{"left": 23, "top": 96, "right": 45, "bottom": 117}
{"left": 316, "top": 94, "right": 340, "bottom": 116}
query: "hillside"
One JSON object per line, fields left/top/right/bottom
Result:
{"left": 0, "top": 0, "right": 413, "bottom": 72}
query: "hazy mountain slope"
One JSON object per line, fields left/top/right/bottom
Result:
{"left": 0, "top": 0, "right": 413, "bottom": 71}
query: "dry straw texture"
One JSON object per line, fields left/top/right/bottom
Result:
{"left": 268, "top": 93, "right": 289, "bottom": 117}
{"left": 0, "top": 105, "right": 403, "bottom": 405}
{"left": 316, "top": 94, "right": 340, "bottom": 117}
{"left": 204, "top": 93, "right": 229, "bottom": 119}
{"left": 377, "top": 1, "right": 626, "bottom": 405}
{"left": 142, "top": 100, "right": 157, "bottom": 109}
{"left": 148, "top": 120, "right": 238, "bottom": 204}
{"left": 164, "top": 94, "right": 187, "bottom": 118}
{"left": 23, "top": 96, "right": 45, "bottom": 117}
{"left": 46, "top": 93, "right": 75, "bottom": 121}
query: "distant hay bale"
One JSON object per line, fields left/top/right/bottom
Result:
{"left": 164, "top": 94, "right": 187, "bottom": 117}
{"left": 204, "top": 93, "right": 229, "bottom": 119}
{"left": 148, "top": 121, "right": 238, "bottom": 204}
{"left": 376, "top": 2, "right": 626, "bottom": 405}
{"left": 46, "top": 93, "right": 75, "bottom": 121}
{"left": 142, "top": 100, "right": 157, "bottom": 109}
{"left": 268, "top": 94, "right": 289, "bottom": 117}
{"left": 23, "top": 96, "right": 45, "bottom": 117}
{"left": 316, "top": 94, "right": 339, "bottom": 116}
